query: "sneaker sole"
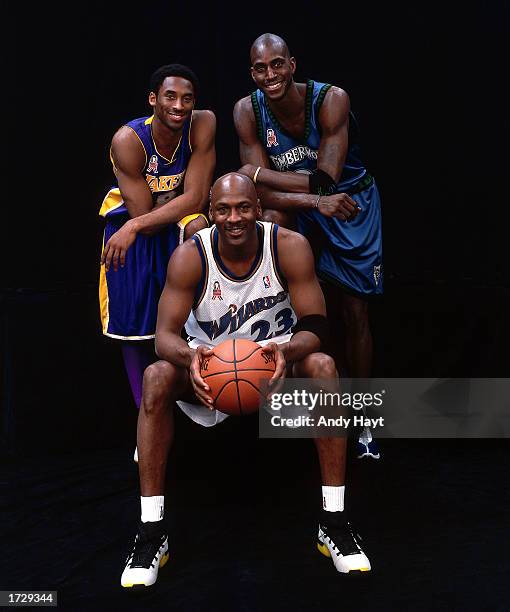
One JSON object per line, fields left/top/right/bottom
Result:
{"left": 122, "top": 552, "right": 170, "bottom": 588}
{"left": 317, "top": 542, "right": 370, "bottom": 574}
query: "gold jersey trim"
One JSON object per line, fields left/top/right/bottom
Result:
{"left": 99, "top": 188, "right": 123, "bottom": 217}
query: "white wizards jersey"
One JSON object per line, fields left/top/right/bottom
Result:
{"left": 185, "top": 221, "right": 296, "bottom": 347}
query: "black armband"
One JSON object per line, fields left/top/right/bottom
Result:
{"left": 292, "top": 314, "right": 330, "bottom": 347}
{"left": 309, "top": 169, "right": 337, "bottom": 196}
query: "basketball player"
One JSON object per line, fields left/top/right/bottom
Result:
{"left": 234, "top": 34, "right": 383, "bottom": 458}
{"left": 120, "top": 173, "right": 371, "bottom": 589}
{"left": 99, "top": 64, "right": 215, "bottom": 411}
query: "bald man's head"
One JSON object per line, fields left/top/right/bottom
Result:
{"left": 209, "top": 173, "right": 261, "bottom": 246}
{"left": 250, "top": 33, "right": 296, "bottom": 101}
{"left": 211, "top": 172, "right": 258, "bottom": 205}
{"left": 250, "top": 33, "right": 290, "bottom": 64}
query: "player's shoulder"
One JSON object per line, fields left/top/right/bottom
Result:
{"left": 275, "top": 225, "right": 311, "bottom": 252}
{"left": 168, "top": 237, "right": 204, "bottom": 282}
{"left": 111, "top": 124, "right": 141, "bottom": 148}
{"left": 322, "top": 84, "right": 350, "bottom": 107}
{"left": 274, "top": 226, "right": 314, "bottom": 278}
{"left": 190, "top": 110, "right": 216, "bottom": 148}
{"left": 173, "top": 235, "right": 203, "bottom": 259}
{"left": 110, "top": 124, "right": 146, "bottom": 169}
{"left": 234, "top": 95, "right": 253, "bottom": 113}
{"left": 193, "top": 109, "right": 216, "bottom": 124}
{"left": 191, "top": 109, "right": 216, "bottom": 132}
{"left": 233, "top": 95, "right": 255, "bottom": 123}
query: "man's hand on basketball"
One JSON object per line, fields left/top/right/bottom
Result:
{"left": 261, "top": 342, "right": 286, "bottom": 393}
{"left": 101, "top": 220, "right": 138, "bottom": 272}
{"left": 189, "top": 345, "right": 215, "bottom": 409}
{"left": 317, "top": 193, "right": 361, "bottom": 221}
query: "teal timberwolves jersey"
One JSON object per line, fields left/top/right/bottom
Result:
{"left": 251, "top": 80, "right": 366, "bottom": 192}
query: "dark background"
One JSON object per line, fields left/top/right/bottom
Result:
{"left": 5, "top": 2, "right": 509, "bottom": 287}
{"left": 2, "top": 2, "right": 510, "bottom": 610}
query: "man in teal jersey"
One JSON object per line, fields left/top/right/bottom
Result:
{"left": 234, "top": 34, "right": 383, "bottom": 459}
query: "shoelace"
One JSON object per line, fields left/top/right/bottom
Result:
{"left": 322, "top": 521, "right": 362, "bottom": 557}
{"left": 128, "top": 533, "right": 165, "bottom": 568}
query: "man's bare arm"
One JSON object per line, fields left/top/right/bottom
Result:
{"left": 316, "top": 86, "right": 350, "bottom": 182}
{"left": 276, "top": 229, "right": 327, "bottom": 362}
{"left": 111, "top": 127, "right": 155, "bottom": 217}
{"left": 233, "top": 94, "right": 357, "bottom": 218}
{"left": 234, "top": 97, "right": 309, "bottom": 193}
{"left": 154, "top": 240, "right": 202, "bottom": 368}
{"left": 102, "top": 111, "right": 216, "bottom": 272}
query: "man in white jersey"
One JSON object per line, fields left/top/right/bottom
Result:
{"left": 120, "top": 172, "right": 371, "bottom": 589}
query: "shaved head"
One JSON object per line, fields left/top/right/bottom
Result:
{"left": 211, "top": 172, "right": 257, "bottom": 205}
{"left": 250, "top": 33, "right": 290, "bottom": 63}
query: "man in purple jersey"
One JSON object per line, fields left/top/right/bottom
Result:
{"left": 99, "top": 64, "right": 216, "bottom": 416}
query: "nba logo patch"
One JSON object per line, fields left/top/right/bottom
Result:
{"left": 212, "top": 281, "right": 223, "bottom": 300}
{"left": 373, "top": 265, "right": 382, "bottom": 286}
{"left": 263, "top": 275, "right": 271, "bottom": 288}
{"left": 147, "top": 155, "right": 158, "bottom": 173}
{"left": 266, "top": 128, "right": 278, "bottom": 147}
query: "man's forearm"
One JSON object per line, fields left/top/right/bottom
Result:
{"left": 257, "top": 186, "right": 319, "bottom": 212}
{"left": 280, "top": 331, "right": 321, "bottom": 363}
{"left": 155, "top": 332, "right": 195, "bottom": 369}
{"left": 250, "top": 166, "right": 310, "bottom": 193}
{"left": 131, "top": 192, "right": 206, "bottom": 235}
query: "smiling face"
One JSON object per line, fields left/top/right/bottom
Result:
{"left": 149, "top": 76, "right": 195, "bottom": 131}
{"left": 210, "top": 174, "right": 261, "bottom": 249}
{"left": 250, "top": 40, "right": 296, "bottom": 101}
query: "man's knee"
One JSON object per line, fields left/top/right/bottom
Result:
{"left": 297, "top": 352, "right": 337, "bottom": 378}
{"left": 184, "top": 215, "right": 207, "bottom": 240}
{"left": 262, "top": 208, "right": 295, "bottom": 228}
{"left": 142, "top": 360, "right": 178, "bottom": 410}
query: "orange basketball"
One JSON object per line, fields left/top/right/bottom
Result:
{"left": 200, "top": 339, "right": 276, "bottom": 416}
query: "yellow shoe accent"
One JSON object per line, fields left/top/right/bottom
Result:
{"left": 360, "top": 567, "right": 370, "bottom": 572}
{"left": 317, "top": 542, "right": 331, "bottom": 558}
{"left": 159, "top": 552, "right": 170, "bottom": 568}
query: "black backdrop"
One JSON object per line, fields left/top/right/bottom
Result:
{"left": 2, "top": 0, "right": 510, "bottom": 448}
{"left": 4, "top": 2, "right": 509, "bottom": 288}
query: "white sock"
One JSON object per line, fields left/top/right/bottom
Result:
{"left": 322, "top": 485, "right": 345, "bottom": 512}
{"left": 140, "top": 496, "right": 164, "bottom": 523}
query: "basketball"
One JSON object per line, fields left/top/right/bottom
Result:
{"left": 200, "top": 339, "right": 276, "bottom": 416}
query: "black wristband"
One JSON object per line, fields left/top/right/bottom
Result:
{"left": 292, "top": 314, "right": 330, "bottom": 347}
{"left": 309, "top": 169, "right": 337, "bottom": 196}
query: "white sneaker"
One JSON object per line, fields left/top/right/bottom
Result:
{"left": 317, "top": 511, "right": 371, "bottom": 574}
{"left": 121, "top": 522, "right": 169, "bottom": 588}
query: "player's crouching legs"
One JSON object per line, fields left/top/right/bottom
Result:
{"left": 138, "top": 360, "right": 188, "bottom": 494}
{"left": 293, "top": 352, "right": 338, "bottom": 379}
{"left": 141, "top": 360, "right": 181, "bottom": 415}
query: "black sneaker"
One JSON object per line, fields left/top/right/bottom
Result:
{"left": 317, "top": 510, "right": 371, "bottom": 573}
{"left": 121, "top": 521, "right": 169, "bottom": 588}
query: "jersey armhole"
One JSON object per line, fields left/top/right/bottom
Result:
{"left": 188, "top": 111, "right": 194, "bottom": 153}
{"left": 270, "top": 224, "right": 288, "bottom": 290}
{"left": 192, "top": 234, "right": 208, "bottom": 309}
{"left": 314, "top": 83, "right": 332, "bottom": 138}
{"left": 315, "top": 83, "right": 332, "bottom": 115}
{"left": 250, "top": 91, "right": 265, "bottom": 144}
